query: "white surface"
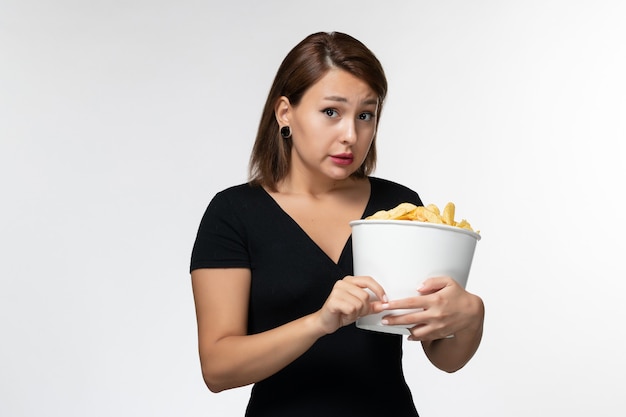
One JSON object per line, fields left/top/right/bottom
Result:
{"left": 351, "top": 220, "right": 479, "bottom": 335}
{"left": 1, "top": 1, "right": 625, "bottom": 417}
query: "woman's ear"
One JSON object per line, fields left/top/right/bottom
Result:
{"left": 274, "top": 96, "right": 291, "bottom": 126}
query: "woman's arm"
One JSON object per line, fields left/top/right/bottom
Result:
{"left": 419, "top": 288, "right": 484, "bottom": 373}
{"left": 191, "top": 268, "right": 324, "bottom": 392}
{"left": 375, "top": 277, "right": 484, "bottom": 373}
{"left": 191, "top": 268, "right": 388, "bottom": 392}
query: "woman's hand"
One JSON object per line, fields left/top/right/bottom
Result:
{"left": 192, "top": 270, "right": 392, "bottom": 392}
{"left": 314, "top": 275, "right": 389, "bottom": 335}
{"left": 375, "top": 276, "right": 484, "bottom": 372}
{"left": 378, "top": 276, "right": 484, "bottom": 342}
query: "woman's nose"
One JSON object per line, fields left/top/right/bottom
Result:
{"left": 340, "top": 120, "right": 357, "bottom": 144}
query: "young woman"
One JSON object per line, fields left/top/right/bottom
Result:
{"left": 190, "top": 31, "right": 484, "bottom": 417}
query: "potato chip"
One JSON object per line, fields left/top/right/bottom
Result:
{"left": 422, "top": 207, "right": 443, "bottom": 224}
{"left": 409, "top": 206, "right": 427, "bottom": 222}
{"left": 386, "top": 202, "right": 419, "bottom": 220}
{"left": 442, "top": 202, "right": 455, "bottom": 226}
{"left": 365, "top": 201, "right": 478, "bottom": 233}
{"left": 367, "top": 209, "right": 391, "bottom": 219}
{"left": 425, "top": 204, "right": 440, "bottom": 216}
{"left": 456, "top": 219, "right": 472, "bottom": 230}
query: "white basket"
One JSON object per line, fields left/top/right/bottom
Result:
{"left": 350, "top": 220, "right": 481, "bottom": 335}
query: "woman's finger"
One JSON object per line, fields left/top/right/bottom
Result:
{"left": 343, "top": 275, "right": 388, "bottom": 304}
{"left": 418, "top": 276, "right": 456, "bottom": 295}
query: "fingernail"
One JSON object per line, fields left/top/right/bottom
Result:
{"left": 382, "top": 294, "right": 389, "bottom": 303}
{"left": 381, "top": 319, "right": 389, "bottom": 325}
{"left": 381, "top": 303, "right": 389, "bottom": 309}
{"left": 407, "top": 335, "right": 416, "bottom": 341}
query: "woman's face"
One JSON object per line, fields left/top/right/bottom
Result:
{"left": 281, "top": 69, "right": 379, "bottom": 183}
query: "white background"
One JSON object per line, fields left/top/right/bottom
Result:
{"left": 1, "top": 1, "right": 625, "bottom": 416}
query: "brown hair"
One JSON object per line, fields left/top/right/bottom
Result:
{"left": 248, "top": 31, "right": 388, "bottom": 190}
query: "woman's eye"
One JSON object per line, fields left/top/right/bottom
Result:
{"left": 323, "top": 108, "right": 339, "bottom": 118}
{"left": 359, "top": 112, "right": 374, "bottom": 121}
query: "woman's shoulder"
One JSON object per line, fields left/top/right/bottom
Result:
{"left": 212, "top": 182, "right": 264, "bottom": 200}
{"left": 204, "top": 182, "right": 266, "bottom": 214}
{"left": 368, "top": 176, "right": 423, "bottom": 208}
{"left": 369, "top": 176, "right": 419, "bottom": 196}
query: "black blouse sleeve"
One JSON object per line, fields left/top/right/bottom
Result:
{"left": 190, "top": 189, "right": 251, "bottom": 272}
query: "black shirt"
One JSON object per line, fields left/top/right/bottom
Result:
{"left": 191, "top": 177, "right": 423, "bottom": 417}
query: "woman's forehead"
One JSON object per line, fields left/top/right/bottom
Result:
{"left": 304, "top": 69, "right": 378, "bottom": 105}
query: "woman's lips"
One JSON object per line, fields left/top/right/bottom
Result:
{"left": 330, "top": 153, "right": 354, "bottom": 165}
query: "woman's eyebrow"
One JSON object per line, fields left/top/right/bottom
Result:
{"left": 322, "top": 96, "right": 378, "bottom": 105}
{"left": 323, "top": 95, "right": 348, "bottom": 103}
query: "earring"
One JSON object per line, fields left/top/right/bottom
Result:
{"left": 280, "top": 126, "right": 292, "bottom": 139}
